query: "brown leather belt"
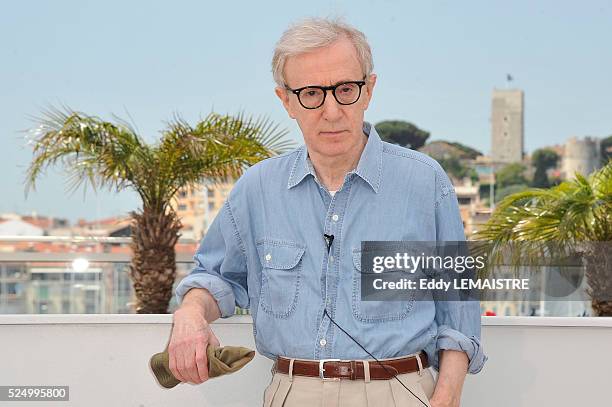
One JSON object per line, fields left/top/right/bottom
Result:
{"left": 274, "top": 351, "right": 428, "bottom": 380}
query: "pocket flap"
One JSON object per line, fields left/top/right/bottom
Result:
{"left": 257, "top": 240, "right": 306, "bottom": 270}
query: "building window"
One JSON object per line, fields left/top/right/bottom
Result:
{"left": 458, "top": 197, "right": 472, "bottom": 206}
{"left": 178, "top": 190, "right": 187, "bottom": 198}
{"left": 39, "top": 286, "right": 49, "bottom": 300}
{"left": 7, "top": 282, "right": 21, "bottom": 295}
{"left": 208, "top": 202, "right": 215, "bottom": 211}
{"left": 38, "top": 302, "right": 50, "bottom": 314}
{"left": 6, "top": 264, "right": 25, "bottom": 278}
{"left": 178, "top": 204, "right": 187, "bottom": 211}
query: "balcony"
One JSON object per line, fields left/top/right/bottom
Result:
{"left": 1, "top": 314, "right": 610, "bottom": 406}
{"left": 1, "top": 236, "right": 610, "bottom": 406}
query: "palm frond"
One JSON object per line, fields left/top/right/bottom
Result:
{"left": 155, "top": 112, "right": 295, "bottom": 203}
{"left": 25, "top": 106, "right": 294, "bottom": 213}
{"left": 474, "top": 162, "right": 612, "bottom": 272}
{"left": 25, "top": 106, "right": 148, "bottom": 198}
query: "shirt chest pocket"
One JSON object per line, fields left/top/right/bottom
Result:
{"left": 351, "top": 248, "right": 415, "bottom": 323}
{"left": 256, "top": 239, "right": 306, "bottom": 319}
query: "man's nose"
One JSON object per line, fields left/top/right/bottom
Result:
{"left": 321, "top": 90, "right": 343, "bottom": 121}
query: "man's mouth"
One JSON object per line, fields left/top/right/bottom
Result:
{"left": 320, "top": 130, "right": 347, "bottom": 136}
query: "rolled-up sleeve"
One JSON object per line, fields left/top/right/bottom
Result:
{"left": 175, "top": 200, "right": 248, "bottom": 318}
{"left": 432, "top": 169, "right": 488, "bottom": 374}
{"left": 435, "top": 302, "right": 487, "bottom": 374}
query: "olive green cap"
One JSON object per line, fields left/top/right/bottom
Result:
{"left": 150, "top": 344, "right": 255, "bottom": 388}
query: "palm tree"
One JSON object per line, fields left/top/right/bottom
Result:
{"left": 25, "top": 107, "right": 294, "bottom": 313}
{"left": 474, "top": 161, "right": 612, "bottom": 316}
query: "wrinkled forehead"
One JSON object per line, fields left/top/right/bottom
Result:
{"left": 283, "top": 38, "right": 363, "bottom": 88}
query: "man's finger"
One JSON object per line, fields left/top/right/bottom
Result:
{"left": 195, "top": 339, "right": 209, "bottom": 383}
{"left": 208, "top": 328, "right": 221, "bottom": 347}
{"left": 170, "top": 346, "right": 187, "bottom": 383}
{"left": 182, "top": 347, "right": 200, "bottom": 383}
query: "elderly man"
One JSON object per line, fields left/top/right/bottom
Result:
{"left": 170, "top": 17, "right": 486, "bottom": 407}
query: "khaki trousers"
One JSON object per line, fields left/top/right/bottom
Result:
{"left": 263, "top": 354, "right": 436, "bottom": 407}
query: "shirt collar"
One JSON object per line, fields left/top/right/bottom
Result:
{"left": 287, "top": 121, "right": 382, "bottom": 193}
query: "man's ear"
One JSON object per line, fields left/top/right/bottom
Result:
{"left": 362, "top": 73, "right": 377, "bottom": 111}
{"left": 275, "top": 87, "right": 296, "bottom": 119}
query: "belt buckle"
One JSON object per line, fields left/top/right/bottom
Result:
{"left": 319, "top": 359, "right": 341, "bottom": 381}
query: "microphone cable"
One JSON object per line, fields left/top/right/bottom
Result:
{"left": 321, "top": 233, "right": 429, "bottom": 407}
{"left": 321, "top": 309, "right": 429, "bottom": 407}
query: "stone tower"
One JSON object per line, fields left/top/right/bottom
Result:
{"left": 491, "top": 89, "right": 524, "bottom": 164}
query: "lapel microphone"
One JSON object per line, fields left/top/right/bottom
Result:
{"left": 323, "top": 233, "right": 334, "bottom": 253}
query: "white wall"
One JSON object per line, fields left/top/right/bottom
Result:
{"left": 1, "top": 315, "right": 611, "bottom": 407}
{"left": 464, "top": 317, "right": 612, "bottom": 406}
{"left": 0, "top": 220, "right": 44, "bottom": 236}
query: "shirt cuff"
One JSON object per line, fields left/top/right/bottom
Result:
{"left": 175, "top": 273, "right": 236, "bottom": 318}
{"left": 436, "top": 325, "right": 488, "bottom": 374}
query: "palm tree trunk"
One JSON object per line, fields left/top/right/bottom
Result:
{"left": 584, "top": 245, "right": 612, "bottom": 316}
{"left": 129, "top": 206, "right": 182, "bottom": 314}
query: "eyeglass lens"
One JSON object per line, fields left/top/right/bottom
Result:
{"left": 299, "top": 82, "right": 362, "bottom": 108}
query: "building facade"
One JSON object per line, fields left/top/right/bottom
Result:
{"left": 172, "top": 180, "right": 234, "bottom": 240}
{"left": 562, "top": 136, "right": 601, "bottom": 178}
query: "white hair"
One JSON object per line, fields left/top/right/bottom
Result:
{"left": 271, "top": 17, "right": 374, "bottom": 87}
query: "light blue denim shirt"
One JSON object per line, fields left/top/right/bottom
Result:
{"left": 175, "top": 122, "right": 487, "bottom": 374}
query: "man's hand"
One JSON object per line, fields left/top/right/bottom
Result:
{"left": 430, "top": 395, "right": 460, "bottom": 407}
{"left": 429, "top": 349, "right": 468, "bottom": 407}
{"left": 168, "top": 304, "right": 221, "bottom": 384}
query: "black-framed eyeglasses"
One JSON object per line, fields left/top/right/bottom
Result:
{"left": 285, "top": 77, "right": 367, "bottom": 109}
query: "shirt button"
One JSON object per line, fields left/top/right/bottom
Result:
{"left": 332, "top": 214, "right": 339, "bottom": 222}
{"left": 329, "top": 255, "right": 334, "bottom": 262}
{"left": 319, "top": 339, "right": 327, "bottom": 347}
{"left": 265, "top": 253, "right": 271, "bottom": 262}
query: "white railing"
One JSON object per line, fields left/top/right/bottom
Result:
{"left": 0, "top": 236, "right": 198, "bottom": 314}
{"left": 0, "top": 235, "right": 597, "bottom": 317}
{"left": 0, "top": 235, "right": 198, "bottom": 263}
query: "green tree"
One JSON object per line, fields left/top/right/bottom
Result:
{"left": 446, "top": 141, "right": 482, "bottom": 160}
{"left": 438, "top": 156, "right": 466, "bottom": 180}
{"left": 495, "top": 163, "right": 527, "bottom": 189}
{"left": 26, "top": 107, "right": 293, "bottom": 313}
{"left": 475, "top": 162, "right": 612, "bottom": 316}
{"left": 375, "top": 120, "right": 430, "bottom": 150}
{"left": 531, "top": 148, "right": 560, "bottom": 188}
{"left": 437, "top": 156, "right": 478, "bottom": 182}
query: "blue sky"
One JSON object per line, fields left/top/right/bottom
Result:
{"left": 1, "top": 0, "right": 611, "bottom": 222}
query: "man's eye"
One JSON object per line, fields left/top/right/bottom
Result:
{"left": 305, "top": 90, "right": 318, "bottom": 97}
{"left": 339, "top": 86, "right": 353, "bottom": 93}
